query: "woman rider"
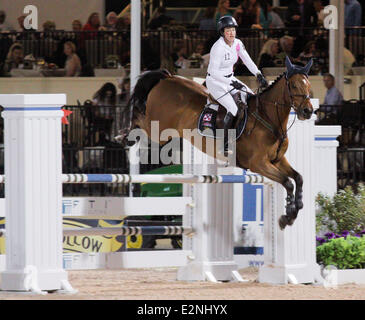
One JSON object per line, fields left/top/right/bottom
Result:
{"left": 205, "top": 15, "right": 268, "bottom": 155}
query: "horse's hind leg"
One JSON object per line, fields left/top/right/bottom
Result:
{"left": 250, "top": 160, "right": 296, "bottom": 230}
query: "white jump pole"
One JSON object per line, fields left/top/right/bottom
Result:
{"left": 0, "top": 94, "right": 74, "bottom": 294}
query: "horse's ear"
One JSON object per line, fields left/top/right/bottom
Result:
{"left": 303, "top": 58, "right": 313, "bottom": 75}
{"left": 285, "top": 56, "right": 293, "bottom": 71}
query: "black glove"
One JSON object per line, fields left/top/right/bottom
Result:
{"left": 230, "top": 80, "right": 244, "bottom": 90}
{"left": 256, "top": 73, "right": 268, "bottom": 88}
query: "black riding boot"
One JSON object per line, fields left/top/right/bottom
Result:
{"left": 223, "top": 111, "right": 235, "bottom": 156}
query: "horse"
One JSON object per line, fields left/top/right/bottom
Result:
{"left": 124, "top": 57, "right": 314, "bottom": 230}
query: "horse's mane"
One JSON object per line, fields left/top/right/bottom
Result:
{"left": 259, "top": 72, "right": 286, "bottom": 95}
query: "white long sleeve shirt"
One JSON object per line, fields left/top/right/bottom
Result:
{"left": 207, "top": 37, "right": 260, "bottom": 85}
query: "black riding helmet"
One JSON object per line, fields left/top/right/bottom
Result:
{"left": 217, "top": 16, "right": 238, "bottom": 36}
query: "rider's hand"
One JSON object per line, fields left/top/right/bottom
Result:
{"left": 256, "top": 73, "right": 268, "bottom": 89}
{"left": 231, "top": 80, "right": 244, "bottom": 90}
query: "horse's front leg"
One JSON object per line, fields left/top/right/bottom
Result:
{"left": 274, "top": 156, "right": 303, "bottom": 215}
{"left": 250, "top": 160, "right": 296, "bottom": 230}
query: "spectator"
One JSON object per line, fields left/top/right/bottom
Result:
{"left": 258, "top": 39, "right": 280, "bottom": 69}
{"left": 93, "top": 82, "right": 117, "bottom": 106}
{"left": 64, "top": 41, "right": 82, "bottom": 77}
{"left": 3, "top": 43, "right": 24, "bottom": 74}
{"left": 267, "top": 0, "right": 285, "bottom": 28}
{"left": 257, "top": 0, "right": 273, "bottom": 34}
{"left": 199, "top": 7, "right": 216, "bottom": 31}
{"left": 285, "top": 0, "right": 318, "bottom": 36}
{"left": 171, "top": 41, "right": 188, "bottom": 70}
{"left": 148, "top": 6, "right": 173, "bottom": 30}
{"left": 43, "top": 20, "right": 56, "bottom": 32}
{"left": 323, "top": 73, "right": 343, "bottom": 106}
{"left": 117, "top": 77, "right": 130, "bottom": 106}
{"left": 0, "top": 10, "right": 13, "bottom": 31}
{"left": 215, "top": 0, "right": 234, "bottom": 24}
{"left": 103, "top": 11, "right": 118, "bottom": 31}
{"left": 234, "top": 0, "right": 260, "bottom": 29}
{"left": 343, "top": 47, "right": 356, "bottom": 75}
{"left": 313, "top": 0, "right": 325, "bottom": 26}
{"left": 82, "top": 12, "right": 101, "bottom": 39}
{"left": 92, "top": 82, "right": 117, "bottom": 141}
{"left": 17, "top": 14, "right": 27, "bottom": 31}
{"left": 275, "top": 36, "right": 295, "bottom": 65}
{"left": 72, "top": 20, "right": 82, "bottom": 32}
{"left": 345, "top": 0, "right": 362, "bottom": 35}
{"left": 298, "top": 40, "right": 316, "bottom": 62}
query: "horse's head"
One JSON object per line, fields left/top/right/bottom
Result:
{"left": 285, "top": 56, "right": 314, "bottom": 120}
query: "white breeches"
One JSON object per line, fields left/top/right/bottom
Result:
{"left": 206, "top": 76, "right": 253, "bottom": 116}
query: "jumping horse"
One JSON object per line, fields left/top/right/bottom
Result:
{"left": 123, "top": 56, "right": 314, "bottom": 230}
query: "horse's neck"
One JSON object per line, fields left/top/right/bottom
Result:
{"left": 257, "top": 79, "right": 291, "bottom": 128}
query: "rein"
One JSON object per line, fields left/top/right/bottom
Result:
{"left": 247, "top": 75, "right": 310, "bottom": 163}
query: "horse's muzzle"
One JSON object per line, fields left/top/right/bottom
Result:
{"left": 302, "top": 107, "right": 313, "bottom": 119}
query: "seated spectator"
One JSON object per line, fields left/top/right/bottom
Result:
{"left": 42, "top": 21, "right": 58, "bottom": 40}
{"left": 64, "top": 41, "right": 82, "bottom": 77}
{"left": 103, "top": 12, "right": 118, "bottom": 31}
{"left": 93, "top": 82, "right": 117, "bottom": 106}
{"left": 199, "top": 7, "right": 216, "bottom": 31}
{"left": 171, "top": 41, "right": 188, "bottom": 70}
{"left": 117, "top": 77, "right": 130, "bottom": 106}
{"left": 189, "top": 43, "right": 206, "bottom": 68}
{"left": 215, "top": 0, "right": 234, "bottom": 24}
{"left": 0, "top": 10, "right": 13, "bottom": 31}
{"left": 16, "top": 14, "right": 38, "bottom": 40}
{"left": 72, "top": 20, "right": 82, "bottom": 32}
{"left": 3, "top": 43, "right": 24, "bottom": 74}
{"left": 323, "top": 74, "right": 343, "bottom": 106}
{"left": 82, "top": 12, "right": 101, "bottom": 39}
{"left": 43, "top": 20, "right": 56, "bottom": 32}
{"left": 258, "top": 39, "right": 280, "bottom": 69}
{"left": 298, "top": 41, "right": 316, "bottom": 63}
{"left": 275, "top": 36, "right": 295, "bottom": 66}
{"left": 234, "top": 0, "right": 259, "bottom": 29}
{"left": 313, "top": 0, "right": 325, "bottom": 26}
{"left": 148, "top": 6, "right": 173, "bottom": 29}
{"left": 91, "top": 82, "right": 117, "bottom": 141}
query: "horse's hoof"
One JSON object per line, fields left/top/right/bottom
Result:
{"left": 278, "top": 215, "right": 289, "bottom": 230}
{"left": 287, "top": 217, "right": 295, "bottom": 226}
{"left": 286, "top": 204, "right": 297, "bottom": 217}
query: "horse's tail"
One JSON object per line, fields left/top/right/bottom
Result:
{"left": 130, "top": 69, "right": 171, "bottom": 116}
{"left": 116, "top": 69, "right": 171, "bottom": 144}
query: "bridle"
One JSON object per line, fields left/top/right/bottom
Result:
{"left": 285, "top": 74, "right": 311, "bottom": 115}
{"left": 248, "top": 73, "right": 311, "bottom": 163}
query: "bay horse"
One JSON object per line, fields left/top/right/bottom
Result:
{"left": 124, "top": 57, "right": 314, "bottom": 229}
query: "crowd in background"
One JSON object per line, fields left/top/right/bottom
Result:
{"left": 0, "top": 0, "right": 363, "bottom": 148}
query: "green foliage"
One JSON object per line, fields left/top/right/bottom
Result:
{"left": 316, "top": 183, "right": 365, "bottom": 234}
{"left": 316, "top": 236, "right": 365, "bottom": 269}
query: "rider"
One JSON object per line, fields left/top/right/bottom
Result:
{"left": 205, "top": 15, "right": 268, "bottom": 155}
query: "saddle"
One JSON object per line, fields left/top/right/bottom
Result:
{"left": 198, "top": 92, "right": 253, "bottom": 141}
